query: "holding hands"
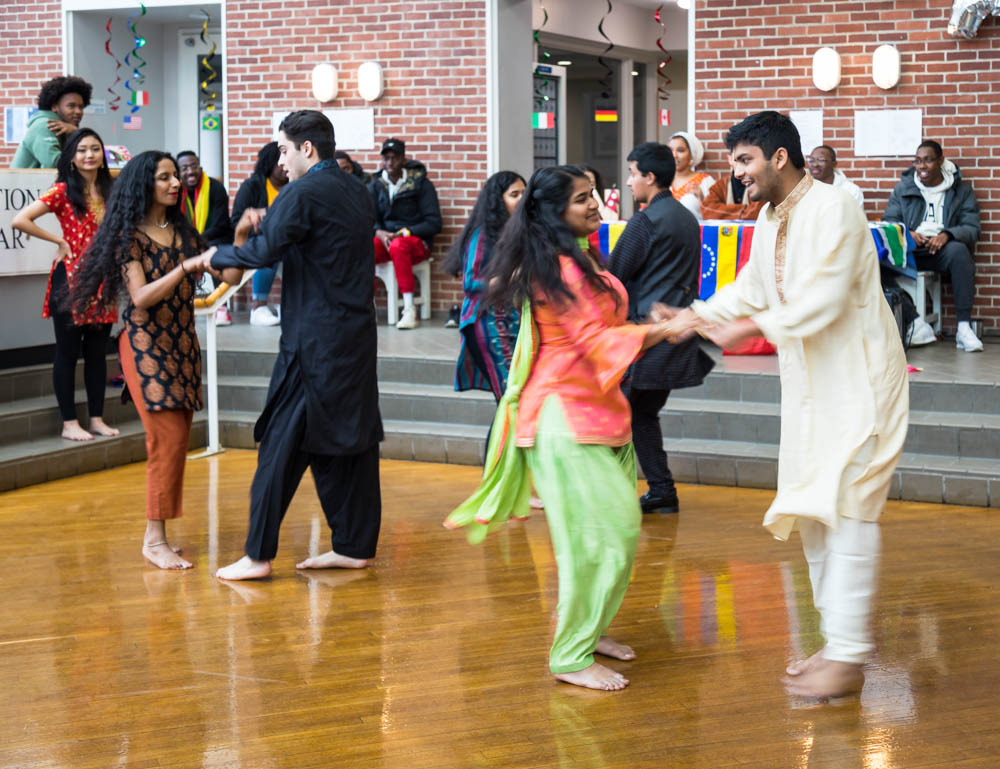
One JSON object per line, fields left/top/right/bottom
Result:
{"left": 185, "top": 246, "right": 217, "bottom": 276}
{"left": 647, "top": 302, "right": 763, "bottom": 348}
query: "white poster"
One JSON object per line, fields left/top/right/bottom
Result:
{"left": 0, "top": 170, "right": 63, "bottom": 276}
{"left": 789, "top": 110, "right": 823, "bottom": 157}
{"left": 270, "top": 108, "right": 376, "bottom": 151}
{"left": 4, "top": 106, "right": 38, "bottom": 145}
{"left": 854, "top": 109, "right": 922, "bottom": 157}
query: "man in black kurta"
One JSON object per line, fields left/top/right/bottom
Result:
{"left": 608, "top": 142, "right": 714, "bottom": 514}
{"left": 207, "top": 110, "right": 383, "bottom": 580}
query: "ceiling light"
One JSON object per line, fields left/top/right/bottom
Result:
{"left": 631, "top": 70, "right": 639, "bottom": 76}
{"left": 557, "top": 60, "right": 572, "bottom": 66}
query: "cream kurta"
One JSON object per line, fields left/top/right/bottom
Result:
{"left": 692, "top": 174, "right": 908, "bottom": 540}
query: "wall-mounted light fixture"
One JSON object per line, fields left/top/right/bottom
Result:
{"left": 358, "top": 62, "right": 385, "bottom": 101}
{"left": 872, "top": 44, "right": 901, "bottom": 89}
{"left": 812, "top": 47, "right": 842, "bottom": 91}
{"left": 311, "top": 63, "right": 338, "bottom": 102}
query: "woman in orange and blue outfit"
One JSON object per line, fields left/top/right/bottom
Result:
{"left": 446, "top": 166, "right": 676, "bottom": 692}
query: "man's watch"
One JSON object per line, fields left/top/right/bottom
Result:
{"left": 397, "top": 227, "right": 411, "bottom": 238}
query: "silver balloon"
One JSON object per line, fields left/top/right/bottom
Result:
{"left": 948, "top": 0, "right": 1000, "bottom": 38}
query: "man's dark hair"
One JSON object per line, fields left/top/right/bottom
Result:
{"left": 176, "top": 150, "right": 198, "bottom": 162}
{"left": 816, "top": 144, "right": 837, "bottom": 163}
{"left": 38, "top": 76, "right": 92, "bottom": 111}
{"left": 917, "top": 140, "right": 943, "bottom": 159}
{"left": 725, "top": 111, "right": 805, "bottom": 170}
{"left": 279, "top": 110, "right": 335, "bottom": 160}
{"left": 627, "top": 142, "right": 676, "bottom": 188}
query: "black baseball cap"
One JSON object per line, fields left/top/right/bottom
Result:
{"left": 380, "top": 138, "right": 405, "bottom": 155}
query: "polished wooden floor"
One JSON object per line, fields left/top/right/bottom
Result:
{"left": 1, "top": 451, "right": 998, "bottom": 769}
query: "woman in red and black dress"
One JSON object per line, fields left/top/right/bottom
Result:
{"left": 13, "top": 128, "right": 118, "bottom": 441}
{"left": 74, "top": 150, "right": 241, "bottom": 569}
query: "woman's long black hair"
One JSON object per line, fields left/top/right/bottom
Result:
{"left": 57, "top": 128, "right": 114, "bottom": 219}
{"left": 73, "top": 151, "right": 202, "bottom": 316}
{"left": 253, "top": 141, "right": 281, "bottom": 179}
{"left": 442, "top": 170, "right": 525, "bottom": 277}
{"left": 481, "top": 165, "right": 617, "bottom": 312}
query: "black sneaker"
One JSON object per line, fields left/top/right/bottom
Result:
{"left": 445, "top": 304, "right": 460, "bottom": 328}
{"left": 640, "top": 491, "right": 679, "bottom": 514}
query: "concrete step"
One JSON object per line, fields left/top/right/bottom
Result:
{"left": 0, "top": 355, "right": 120, "bottom": 404}
{"left": 0, "top": 387, "right": 135, "bottom": 446}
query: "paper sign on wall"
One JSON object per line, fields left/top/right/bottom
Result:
{"left": 4, "top": 107, "right": 38, "bottom": 144}
{"left": 789, "top": 110, "right": 823, "bottom": 157}
{"left": 854, "top": 109, "right": 922, "bottom": 157}
{"left": 271, "top": 108, "right": 375, "bottom": 151}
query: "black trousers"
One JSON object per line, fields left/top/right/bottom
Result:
{"left": 626, "top": 387, "right": 674, "bottom": 497}
{"left": 913, "top": 241, "right": 975, "bottom": 322}
{"left": 245, "top": 368, "right": 381, "bottom": 562}
{"left": 50, "top": 264, "right": 112, "bottom": 422}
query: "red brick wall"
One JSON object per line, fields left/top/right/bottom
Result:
{"left": 695, "top": 1, "right": 1000, "bottom": 333}
{"left": 225, "top": 0, "right": 486, "bottom": 314}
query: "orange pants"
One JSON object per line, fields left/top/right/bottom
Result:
{"left": 119, "top": 334, "right": 193, "bottom": 520}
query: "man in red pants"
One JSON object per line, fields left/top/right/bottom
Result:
{"left": 369, "top": 138, "right": 442, "bottom": 329}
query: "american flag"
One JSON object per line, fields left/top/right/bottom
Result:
{"left": 123, "top": 115, "right": 142, "bottom": 130}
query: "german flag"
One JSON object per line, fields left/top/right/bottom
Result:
{"left": 594, "top": 109, "right": 618, "bottom": 123}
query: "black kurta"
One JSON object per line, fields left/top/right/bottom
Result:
{"left": 211, "top": 160, "right": 383, "bottom": 456}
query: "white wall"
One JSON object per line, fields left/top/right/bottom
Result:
{"left": 532, "top": 0, "right": 687, "bottom": 53}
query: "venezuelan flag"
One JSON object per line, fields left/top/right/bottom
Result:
{"left": 715, "top": 224, "right": 740, "bottom": 291}
{"left": 699, "top": 224, "right": 719, "bottom": 299}
{"left": 736, "top": 224, "right": 755, "bottom": 273}
{"left": 588, "top": 222, "right": 627, "bottom": 263}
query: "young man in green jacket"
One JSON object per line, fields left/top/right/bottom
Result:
{"left": 11, "top": 76, "right": 91, "bottom": 169}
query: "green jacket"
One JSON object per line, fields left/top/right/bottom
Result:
{"left": 11, "top": 110, "right": 62, "bottom": 169}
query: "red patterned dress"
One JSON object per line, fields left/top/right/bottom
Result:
{"left": 37, "top": 182, "right": 118, "bottom": 325}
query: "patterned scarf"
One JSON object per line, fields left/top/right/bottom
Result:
{"left": 771, "top": 173, "right": 813, "bottom": 304}
{"left": 181, "top": 172, "right": 211, "bottom": 234}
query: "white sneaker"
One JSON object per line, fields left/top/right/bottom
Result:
{"left": 215, "top": 306, "right": 232, "bottom": 326}
{"left": 908, "top": 316, "right": 937, "bottom": 346}
{"left": 250, "top": 306, "right": 280, "bottom": 326}
{"left": 956, "top": 324, "right": 984, "bottom": 352}
{"left": 396, "top": 306, "right": 419, "bottom": 329}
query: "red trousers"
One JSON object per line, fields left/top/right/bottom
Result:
{"left": 119, "top": 334, "right": 194, "bottom": 520}
{"left": 373, "top": 235, "right": 429, "bottom": 294}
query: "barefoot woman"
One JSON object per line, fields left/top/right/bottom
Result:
{"left": 446, "top": 166, "right": 678, "bottom": 691}
{"left": 12, "top": 128, "right": 119, "bottom": 441}
{"left": 74, "top": 151, "right": 240, "bottom": 569}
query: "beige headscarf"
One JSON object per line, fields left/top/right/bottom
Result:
{"left": 670, "top": 131, "right": 705, "bottom": 168}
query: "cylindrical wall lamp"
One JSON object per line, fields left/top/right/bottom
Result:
{"left": 811, "top": 47, "right": 842, "bottom": 91}
{"left": 872, "top": 44, "right": 901, "bottom": 89}
{"left": 311, "top": 63, "right": 338, "bottom": 102}
{"left": 358, "top": 62, "right": 385, "bottom": 101}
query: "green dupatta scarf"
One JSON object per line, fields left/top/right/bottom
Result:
{"left": 444, "top": 297, "right": 538, "bottom": 543}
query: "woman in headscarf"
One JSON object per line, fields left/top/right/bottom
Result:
{"left": 668, "top": 131, "right": 715, "bottom": 219}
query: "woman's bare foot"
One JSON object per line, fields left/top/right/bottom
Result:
{"left": 783, "top": 659, "right": 864, "bottom": 699}
{"left": 786, "top": 648, "right": 824, "bottom": 676}
{"left": 142, "top": 541, "right": 193, "bottom": 570}
{"left": 554, "top": 662, "right": 629, "bottom": 691}
{"left": 529, "top": 496, "right": 545, "bottom": 510}
{"left": 296, "top": 550, "right": 370, "bottom": 570}
{"left": 595, "top": 636, "right": 636, "bottom": 661}
{"left": 216, "top": 555, "right": 272, "bottom": 581}
{"left": 62, "top": 420, "right": 93, "bottom": 441}
{"left": 89, "top": 418, "right": 120, "bottom": 437}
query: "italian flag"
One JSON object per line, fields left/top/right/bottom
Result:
{"left": 532, "top": 111, "right": 554, "bottom": 130}
{"left": 131, "top": 91, "right": 149, "bottom": 106}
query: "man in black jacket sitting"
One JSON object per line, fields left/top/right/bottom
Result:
{"left": 884, "top": 140, "right": 982, "bottom": 351}
{"left": 370, "top": 138, "right": 442, "bottom": 329}
{"left": 607, "top": 142, "right": 714, "bottom": 514}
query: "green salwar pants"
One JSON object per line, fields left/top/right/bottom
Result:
{"left": 527, "top": 396, "right": 641, "bottom": 674}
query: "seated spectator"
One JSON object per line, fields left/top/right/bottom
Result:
{"left": 12, "top": 76, "right": 91, "bottom": 169}
{"left": 336, "top": 150, "right": 372, "bottom": 186}
{"left": 177, "top": 150, "right": 234, "bottom": 325}
{"left": 669, "top": 132, "right": 715, "bottom": 220}
{"left": 231, "top": 141, "right": 288, "bottom": 326}
{"left": 580, "top": 164, "right": 619, "bottom": 222}
{"left": 884, "top": 140, "right": 982, "bottom": 352}
{"left": 808, "top": 145, "right": 864, "bottom": 209}
{"left": 370, "top": 138, "right": 442, "bottom": 329}
{"left": 701, "top": 153, "right": 764, "bottom": 220}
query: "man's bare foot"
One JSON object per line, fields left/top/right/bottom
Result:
{"left": 142, "top": 541, "right": 193, "bottom": 570}
{"left": 783, "top": 659, "right": 864, "bottom": 699}
{"left": 62, "top": 421, "right": 94, "bottom": 441}
{"left": 595, "top": 636, "right": 636, "bottom": 661}
{"left": 89, "top": 418, "right": 120, "bottom": 437}
{"left": 295, "top": 550, "right": 370, "bottom": 570}
{"left": 216, "top": 555, "right": 272, "bottom": 580}
{"left": 554, "top": 662, "right": 629, "bottom": 691}
{"left": 786, "top": 648, "right": 824, "bottom": 676}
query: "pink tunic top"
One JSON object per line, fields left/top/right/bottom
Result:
{"left": 515, "top": 255, "right": 648, "bottom": 448}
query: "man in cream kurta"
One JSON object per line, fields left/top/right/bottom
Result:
{"left": 662, "top": 112, "right": 908, "bottom": 700}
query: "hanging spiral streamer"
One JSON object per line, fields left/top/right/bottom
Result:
{"left": 123, "top": 3, "right": 148, "bottom": 114}
{"left": 655, "top": 5, "right": 673, "bottom": 100}
{"left": 596, "top": 0, "right": 615, "bottom": 99}
{"left": 532, "top": 1, "right": 551, "bottom": 107}
{"left": 104, "top": 17, "right": 123, "bottom": 111}
{"left": 199, "top": 10, "right": 219, "bottom": 112}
